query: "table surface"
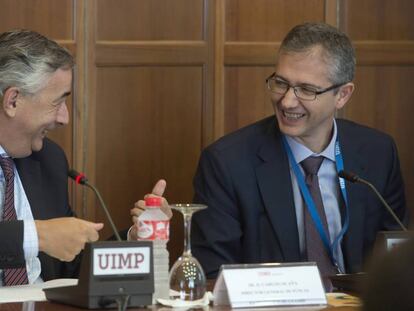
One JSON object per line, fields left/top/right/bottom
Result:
{"left": 0, "top": 301, "right": 359, "bottom": 311}
{"left": 0, "top": 279, "right": 361, "bottom": 310}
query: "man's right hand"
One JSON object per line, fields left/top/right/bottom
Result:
{"left": 35, "top": 217, "right": 104, "bottom": 262}
{"left": 129, "top": 179, "right": 171, "bottom": 240}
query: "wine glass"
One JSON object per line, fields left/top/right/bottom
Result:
{"left": 169, "top": 204, "right": 207, "bottom": 301}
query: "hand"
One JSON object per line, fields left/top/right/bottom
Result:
{"left": 35, "top": 217, "right": 104, "bottom": 261}
{"left": 129, "top": 179, "right": 172, "bottom": 240}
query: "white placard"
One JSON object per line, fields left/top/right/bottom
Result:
{"left": 213, "top": 263, "right": 327, "bottom": 308}
{"left": 93, "top": 247, "right": 150, "bottom": 275}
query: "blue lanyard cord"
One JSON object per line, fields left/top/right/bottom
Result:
{"left": 282, "top": 136, "right": 349, "bottom": 272}
{"left": 331, "top": 143, "right": 350, "bottom": 273}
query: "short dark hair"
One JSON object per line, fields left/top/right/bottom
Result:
{"left": 0, "top": 29, "right": 74, "bottom": 97}
{"left": 279, "top": 22, "right": 355, "bottom": 84}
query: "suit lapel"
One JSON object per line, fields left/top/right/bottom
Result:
{"left": 337, "top": 121, "right": 367, "bottom": 271}
{"left": 255, "top": 124, "right": 301, "bottom": 261}
{"left": 15, "top": 156, "right": 45, "bottom": 219}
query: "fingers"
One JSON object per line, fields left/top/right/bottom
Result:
{"left": 134, "top": 200, "right": 146, "bottom": 210}
{"left": 151, "top": 179, "right": 167, "bottom": 196}
{"left": 92, "top": 222, "right": 104, "bottom": 231}
{"left": 80, "top": 219, "right": 104, "bottom": 242}
{"left": 36, "top": 217, "right": 102, "bottom": 262}
{"left": 160, "top": 200, "right": 172, "bottom": 218}
{"left": 130, "top": 207, "right": 143, "bottom": 222}
{"left": 131, "top": 179, "right": 172, "bottom": 222}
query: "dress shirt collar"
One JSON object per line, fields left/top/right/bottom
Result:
{"left": 284, "top": 119, "right": 337, "bottom": 164}
{"left": 0, "top": 145, "right": 9, "bottom": 158}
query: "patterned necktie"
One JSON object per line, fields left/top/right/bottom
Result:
{"left": 0, "top": 156, "right": 29, "bottom": 286}
{"left": 301, "top": 156, "right": 336, "bottom": 289}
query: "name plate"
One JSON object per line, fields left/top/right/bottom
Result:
{"left": 213, "top": 263, "right": 327, "bottom": 308}
{"left": 44, "top": 241, "right": 154, "bottom": 308}
{"left": 93, "top": 246, "right": 150, "bottom": 276}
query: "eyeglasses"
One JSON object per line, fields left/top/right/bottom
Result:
{"left": 265, "top": 72, "right": 346, "bottom": 101}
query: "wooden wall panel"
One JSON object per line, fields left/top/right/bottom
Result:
{"left": 339, "top": 0, "right": 414, "bottom": 217}
{"left": 0, "top": 0, "right": 73, "bottom": 39}
{"left": 90, "top": 0, "right": 207, "bottom": 264}
{"left": 340, "top": 0, "right": 414, "bottom": 40}
{"left": 224, "top": 67, "right": 274, "bottom": 133}
{"left": 343, "top": 66, "right": 414, "bottom": 218}
{"left": 96, "top": 0, "right": 204, "bottom": 41}
{"left": 226, "top": 0, "right": 325, "bottom": 41}
{"left": 95, "top": 66, "right": 202, "bottom": 259}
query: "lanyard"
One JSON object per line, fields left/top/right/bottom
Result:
{"left": 282, "top": 136, "right": 350, "bottom": 272}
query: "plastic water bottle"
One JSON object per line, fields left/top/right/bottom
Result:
{"left": 138, "top": 197, "right": 170, "bottom": 303}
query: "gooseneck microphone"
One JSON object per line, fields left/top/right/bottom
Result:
{"left": 68, "top": 169, "right": 122, "bottom": 241}
{"left": 338, "top": 170, "right": 407, "bottom": 231}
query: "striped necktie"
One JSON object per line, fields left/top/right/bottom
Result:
{"left": 0, "top": 156, "right": 29, "bottom": 286}
{"left": 301, "top": 156, "right": 336, "bottom": 291}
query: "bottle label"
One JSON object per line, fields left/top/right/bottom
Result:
{"left": 138, "top": 220, "right": 170, "bottom": 240}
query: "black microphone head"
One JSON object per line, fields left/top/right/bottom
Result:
{"left": 68, "top": 169, "right": 88, "bottom": 185}
{"left": 338, "top": 170, "right": 359, "bottom": 183}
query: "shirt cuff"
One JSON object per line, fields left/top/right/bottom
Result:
{"left": 23, "top": 220, "right": 39, "bottom": 260}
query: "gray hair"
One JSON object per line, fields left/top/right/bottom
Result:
{"left": 279, "top": 22, "right": 355, "bottom": 84}
{"left": 0, "top": 29, "right": 74, "bottom": 98}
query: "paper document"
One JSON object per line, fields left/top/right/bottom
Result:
{"left": 0, "top": 278, "right": 78, "bottom": 303}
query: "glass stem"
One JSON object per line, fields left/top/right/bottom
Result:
{"left": 183, "top": 212, "right": 192, "bottom": 256}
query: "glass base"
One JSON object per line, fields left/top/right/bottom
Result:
{"left": 169, "top": 254, "right": 206, "bottom": 301}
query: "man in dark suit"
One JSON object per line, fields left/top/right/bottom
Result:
{"left": 0, "top": 30, "right": 168, "bottom": 286}
{"left": 191, "top": 22, "right": 408, "bottom": 281}
{"left": 0, "top": 30, "right": 105, "bottom": 285}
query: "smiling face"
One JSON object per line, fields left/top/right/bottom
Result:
{"left": 6, "top": 68, "right": 72, "bottom": 157}
{"left": 271, "top": 46, "right": 354, "bottom": 152}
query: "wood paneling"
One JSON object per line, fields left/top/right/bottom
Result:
{"left": 225, "top": 0, "right": 325, "bottom": 41}
{"left": 340, "top": 0, "right": 414, "bottom": 40}
{"left": 0, "top": 0, "right": 73, "bottom": 39}
{"left": 95, "top": 66, "right": 202, "bottom": 260}
{"left": 96, "top": 0, "right": 204, "bottom": 41}
{"left": 338, "top": 0, "right": 414, "bottom": 219}
{"left": 95, "top": 41, "right": 207, "bottom": 66}
{"left": 225, "top": 67, "right": 274, "bottom": 133}
{"left": 354, "top": 41, "right": 414, "bottom": 66}
{"left": 343, "top": 66, "right": 414, "bottom": 211}
{"left": 225, "top": 42, "right": 279, "bottom": 65}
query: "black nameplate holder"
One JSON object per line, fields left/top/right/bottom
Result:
{"left": 44, "top": 241, "right": 154, "bottom": 309}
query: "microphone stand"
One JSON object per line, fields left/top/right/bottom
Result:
{"left": 83, "top": 182, "right": 122, "bottom": 241}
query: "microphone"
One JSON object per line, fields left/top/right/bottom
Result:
{"left": 68, "top": 169, "right": 122, "bottom": 241}
{"left": 45, "top": 170, "right": 154, "bottom": 308}
{"left": 338, "top": 170, "right": 407, "bottom": 231}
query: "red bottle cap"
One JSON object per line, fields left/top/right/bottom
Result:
{"left": 145, "top": 197, "right": 162, "bottom": 207}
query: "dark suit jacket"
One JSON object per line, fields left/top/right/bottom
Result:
{"left": 192, "top": 116, "right": 408, "bottom": 278}
{"left": 0, "top": 138, "right": 80, "bottom": 281}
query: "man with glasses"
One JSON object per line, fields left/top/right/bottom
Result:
{"left": 190, "top": 22, "right": 407, "bottom": 287}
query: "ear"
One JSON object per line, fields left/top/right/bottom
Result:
{"left": 2, "top": 87, "right": 19, "bottom": 117}
{"left": 335, "top": 82, "right": 355, "bottom": 109}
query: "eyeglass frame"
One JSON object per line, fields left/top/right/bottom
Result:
{"left": 265, "top": 72, "right": 347, "bottom": 101}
